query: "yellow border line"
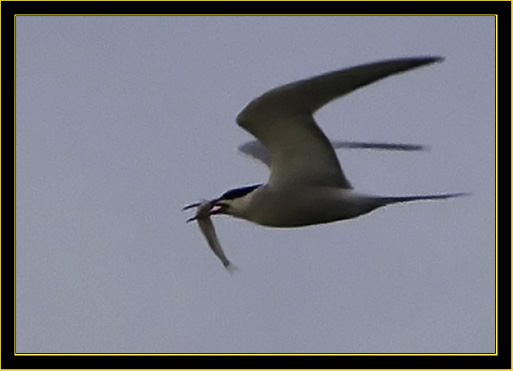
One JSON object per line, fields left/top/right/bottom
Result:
{"left": 12, "top": 13, "right": 500, "bottom": 359}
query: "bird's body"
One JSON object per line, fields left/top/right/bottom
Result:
{"left": 184, "top": 56, "right": 467, "bottom": 268}
{"left": 222, "top": 185, "right": 378, "bottom": 227}
{"left": 217, "top": 184, "right": 464, "bottom": 228}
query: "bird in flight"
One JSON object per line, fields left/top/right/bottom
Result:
{"left": 184, "top": 56, "right": 467, "bottom": 269}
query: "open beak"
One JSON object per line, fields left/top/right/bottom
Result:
{"left": 209, "top": 200, "right": 228, "bottom": 215}
{"left": 183, "top": 199, "right": 227, "bottom": 223}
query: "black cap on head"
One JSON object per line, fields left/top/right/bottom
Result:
{"left": 218, "top": 184, "right": 261, "bottom": 201}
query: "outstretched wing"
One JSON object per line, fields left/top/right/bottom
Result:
{"left": 238, "top": 140, "right": 427, "bottom": 167}
{"left": 236, "top": 57, "right": 442, "bottom": 188}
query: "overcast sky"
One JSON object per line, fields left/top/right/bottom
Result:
{"left": 16, "top": 16, "right": 495, "bottom": 354}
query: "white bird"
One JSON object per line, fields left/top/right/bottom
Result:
{"left": 184, "top": 56, "right": 467, "bottom": 268}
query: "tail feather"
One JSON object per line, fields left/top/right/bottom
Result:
{"left": 379, "top": 192, "right": 470, "bottom": 206}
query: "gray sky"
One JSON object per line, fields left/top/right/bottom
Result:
{"left": 16, "top": 16, "right": 495, "bottom": 354}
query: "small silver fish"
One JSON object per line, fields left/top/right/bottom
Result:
{"left": 183, "top": 200, "right": 235, "bottom": 270}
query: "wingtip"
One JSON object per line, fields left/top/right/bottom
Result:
{"left": 453, "top": 192, "right": 471, "bottom": 198}
{"left": 225, "top": 262, "right": 239, "bottom": 274}
{"left": 402, "top": 55, "right": 444, "bottom": 67}
{"left": 413, "top": 55, "right": 444, "bottom": 66}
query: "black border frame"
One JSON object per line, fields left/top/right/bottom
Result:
{"left": 4, "top": 1, "right": 510, "bottom": 369}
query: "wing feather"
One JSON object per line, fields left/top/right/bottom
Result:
{"left": 236, "top": 57, "right": 442, "bottom": 188}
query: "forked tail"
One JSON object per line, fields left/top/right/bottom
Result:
{"left": 378, "top": 192, "right": 470, "bottom": 206}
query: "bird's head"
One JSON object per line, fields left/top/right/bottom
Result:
{"left": 184, "top": 184, "right": 262, "bottom": 222}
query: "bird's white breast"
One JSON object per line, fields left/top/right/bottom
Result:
{"left": 238, "top": 185, "right": 380, "bottom": 227}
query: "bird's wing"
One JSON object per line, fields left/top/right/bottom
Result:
{"left": 236, "top": 57, "right": 442, "bottom": 188}
{"left": 238, "top": 140, "right": 272, "bottom": 167}
{"left": 238, "top": 140, "right": 427, "bottom": 167}
{"left": 329, "top": 140, "right": 428, "bottom": 151}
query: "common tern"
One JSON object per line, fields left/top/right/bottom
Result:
{"left": 184, "top": 56, "right": 467, "bottom": 269}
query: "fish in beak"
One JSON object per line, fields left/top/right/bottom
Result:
{"left": 183, "top": 199, "right": 235, "bottom": 271}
